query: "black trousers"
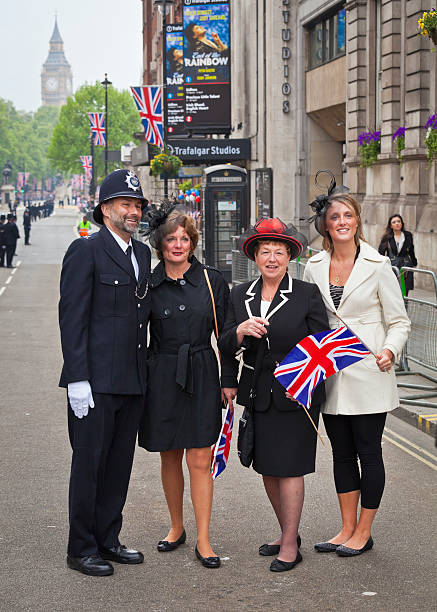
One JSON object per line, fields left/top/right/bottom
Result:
{"left": 6, "top": 245, "right": 15, "bottom": 266}
{"left": 323, "top": 412, "right": 387, "bottom": 510}
{"left": 0, "top": 246, "right": 5, "bottom": 266}
{"left": 24, "top": 227, "right": 30, "bottom": 244}
{"left": 67, "top": 392, "right": 144, "bottom": 557}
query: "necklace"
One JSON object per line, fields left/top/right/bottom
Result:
{"left": 262, "top": 293, "right": 274, "bottom": 302}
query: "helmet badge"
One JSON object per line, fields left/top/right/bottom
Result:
{"left": 125, "top": 170, "right": 141, "bottom": 192}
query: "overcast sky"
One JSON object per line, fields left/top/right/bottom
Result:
{"left": 0, "top": 0, "right": 143, "bottom": 112}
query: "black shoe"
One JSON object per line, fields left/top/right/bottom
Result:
{"left": 314, "top": 541, "right": 340, "bottom": 553}
{"left": 157, "top": 529, "right": 186, "bottom": 552}
{"left": 99, "top": 544, "right": 144, "bottom": 564}
{"left": 195, "top": 546, "right": 221, "bottom": 568}
{"left": 336, "top": 536, "right": 374, "bottom": 557}
{"left": 259, "top": 534, "right": 301, "bottom": 556}
{"left": 66, "top": 554, "right": 114, "bottom": 576}
{"left": 270, "top": 551, "right": 303, "bottom": 572}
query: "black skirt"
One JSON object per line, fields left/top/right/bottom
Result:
{"left": 252, "top": 400, "right": 320, "bottom": 478}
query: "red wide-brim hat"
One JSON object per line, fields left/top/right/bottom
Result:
{"left": 239, "top": 218, "right": 308, "bottom": 261}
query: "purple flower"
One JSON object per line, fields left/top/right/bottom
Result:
{"left": 392, "top": 126, "right": 406, "bottom": 141}
{"left": 425, "top": 114, "right": 437, "bottom": 130}
{"left": 371, "top": 131, "right": 381, "bottom": 142}
{"left": 358, "top": 130, "right": 381, "bottom": 147}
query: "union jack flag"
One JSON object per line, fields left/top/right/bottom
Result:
{"left": 130, "top": 86, "right": 163, "bottom": 148}
{"left": 88, "top": 113, "right": 106, "bottom": 146}
{"left": 274, "top": 327, "right": 371, "bottom": 410}
{"left": 80, "top": 155, "right": 93, "bottom": 181}
{"left": 210, "top": 404, "right": 234, "bottom": 480}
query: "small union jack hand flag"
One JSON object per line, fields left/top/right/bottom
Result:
{"left": 210, "top": 403, "right": 234, "bottom": 480}
{"left": 88, "top": 113, "right": 106, "bottom": 146}
{"left": 274, "top": 327, "right": 371, "bottom": 411}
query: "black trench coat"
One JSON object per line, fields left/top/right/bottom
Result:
{"left": 138, "top": 257, "right": 238, "bottom": 452}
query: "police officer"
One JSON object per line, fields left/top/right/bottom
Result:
{"left": 59, "top": 169, "right": 151, "bottom": 576}
{"left": 23, "top": 209, "right": 31, "bottom": 245}
{"left": 77, "top": 214, "right": 92, "bottom": 237}
{"left": 4, "top": 214, "right": 19, "bottom": 267}
{"left": 0, "top": 214, "right": 6, "bottom": 267}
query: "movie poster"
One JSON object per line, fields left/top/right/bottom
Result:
{"left": 183, "top": 0, "right": 231, "bottom": 132}
{"left": 165, "top": 24, "right": 186, "bottom": 136}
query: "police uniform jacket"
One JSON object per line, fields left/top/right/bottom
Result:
{"left": 303, "top": 241, "right": 410, "bottom": 415}
{"left": 59, "top": 224, "right": 151, "bottom": 395}
{"left": 4, "top": 221, "right": 20, "bottom": 245}
{"left": 0, "top": 223, "right": 6, "bottom": 247}
{"left": 218, "top": 273, "right": 329, "bottom": 412}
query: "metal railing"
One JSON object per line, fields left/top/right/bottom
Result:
{"left": 396, "top": 267, "right": 437, "bottom": 409}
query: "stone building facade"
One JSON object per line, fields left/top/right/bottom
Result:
{"left": 41, "top": 18, "right": 73, "bottom": 107}
{"left": 138, "top": 1, "right": 436, "bottom": 277}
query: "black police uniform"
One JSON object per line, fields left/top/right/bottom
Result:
{"left": 59, "top": 169, "right": 151, "bottom": 559}
{"left": 0, "top": 217, "right": 6, "bottom": 266}
{"left": 23, "top": 210, "right": 31, "bottom": 244}
{"left": 4, "top": 217, "right": 19, "bottom": 267}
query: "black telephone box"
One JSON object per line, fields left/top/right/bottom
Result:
{"left": 203, "top": 165, "right": 248, "bottom": 283}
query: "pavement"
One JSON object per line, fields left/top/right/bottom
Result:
{"left": 0, "top": 207, "right": 436, "bottom": 612}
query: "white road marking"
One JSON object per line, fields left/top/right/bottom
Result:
{"left": 11, "top": 268, "right": 17, "bottom": 275}
{"left": 5, "top": 276, "right": 12, "bottom": 284}
{"left": 384, "top": 426, "right": 437, "bottom": 462}
{"left": 16, "top": 260, "right": 21, "bottom": 267}
{"left": 0, "top": 287, "right": 5, "bottom": 297}
{"left": 382, "top": 434, "right": 437, "bottom": 472}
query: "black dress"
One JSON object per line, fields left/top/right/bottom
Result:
{"left": 378, "top": 230, "right": 417, "bottom": 292}
{"left": 218, "top": 273, "right": 329, "bottom": 478}
{"left": 138, "top": 257, "right": 238, "bottom": 452}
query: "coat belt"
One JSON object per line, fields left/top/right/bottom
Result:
{"left": 152, "top": 343, "right": 212, "bottom": 395}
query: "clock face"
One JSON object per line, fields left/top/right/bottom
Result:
{"left": 46, "top": 77, "right": 58, "bottom": 91}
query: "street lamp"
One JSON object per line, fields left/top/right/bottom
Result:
{"left": 89, "top": 131, "right": 95, "bottom": 202}
{"left": 154, "top": 0, "right": 174, "bottom": 199}
{"left": 101, "top": 73, "right": 112, "bottom": 175}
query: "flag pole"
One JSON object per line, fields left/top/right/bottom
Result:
{"left": 298, "top": 401, "right": 325, "bottom": 446}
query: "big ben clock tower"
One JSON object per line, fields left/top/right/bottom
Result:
{"left": 41, "top": 18, "right": 73, "bottom": 107}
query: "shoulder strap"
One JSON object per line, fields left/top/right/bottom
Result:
{"left": 203, "top": 267, "right": 219, "bottom": 339}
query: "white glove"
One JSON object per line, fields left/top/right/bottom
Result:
{"left": 68, "top": 381, "right": 95, "bottom": 419}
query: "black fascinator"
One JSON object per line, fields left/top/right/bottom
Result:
{"left": 308, "top": 170, "right": 349, "bottom": 236}
{"left": 143, "top": 200, "right": 176, "bottom": 248}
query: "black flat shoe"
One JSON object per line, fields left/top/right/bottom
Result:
{"left": 157, "top": 529, "right": 186, "bottom": 552}
{"left": 259, "top": 534, "right": 302, "bottom": 556}
{"left": 314, "top": 541, "right": 340, "bottom": 553}
{"left": 336, "top": 536, "right": 374, "bottom": 557}
{"left": 99, "top": 544, "right": 144, "bottom": 564}
{"left": 195, "top": 546, "right": 221, "bottom": 568}
{"left": 66, "top": 554, "right": 114, "bottom": 576}
{"left": 270, "top": 551, "right": 303, "bottom": 572}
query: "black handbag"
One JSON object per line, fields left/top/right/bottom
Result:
{"left": 237, "top": 339, "right": 266, "bottom": 468}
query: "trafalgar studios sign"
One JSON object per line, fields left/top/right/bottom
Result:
{"left": 167, "top": 138, "right": 250, "bottom": 161}
{"left": 281, "top": 0, "right": 292, "bottom": 113}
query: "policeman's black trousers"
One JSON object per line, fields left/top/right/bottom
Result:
{"left": 322, "top": 412, "right": 387, "bottom": 510}
{"left": 6, "top": 245, "right": 15, "bottom": 267}
{"left": 24, "top": 227, "right": 30, "bottom": 244}
{"left": 67, "top": 392, "right": 144, "bottom": 557}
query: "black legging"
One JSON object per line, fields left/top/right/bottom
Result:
{"left": 323, "top": 412, "right": 387, "bottom": 510}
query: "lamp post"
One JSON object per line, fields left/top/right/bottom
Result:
{"left": 154, "top": 0, "right": 174, "bottom": 199}
{"left": 89, "top": 131, "right": 95, "bottom": 202}
{"left": 101, "top": 73, "right": 112, "bottom": 175}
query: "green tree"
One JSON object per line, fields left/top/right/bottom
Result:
{"left": 47, "top": 82, "right": 142, "bottom": 182}
{"left": 0, "top": 99, "right": 59, "bottom": 184}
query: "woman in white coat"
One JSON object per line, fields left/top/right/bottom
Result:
{"left": 303, "top": 179, "right": 410, "bottom": 557}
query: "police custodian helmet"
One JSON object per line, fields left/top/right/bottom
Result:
{"left": 93, "top": 169, "right": 148, "bottom": 225}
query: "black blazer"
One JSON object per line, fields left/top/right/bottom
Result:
{"left": 59, "top": 224, "right": 151, "bottom": 395}
{"left": 378, "top": 230, "right": 417, "bottom": 266}
{"left": 218, "top": 274, "right": 329, "bottom": 412}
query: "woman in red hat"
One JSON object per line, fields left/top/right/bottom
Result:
{"left": 218, "top": 218, "right": 329, "bottom": 572}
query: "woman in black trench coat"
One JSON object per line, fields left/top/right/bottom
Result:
{"left": 138, "top": 209, "right": 238, "bottom": 569}
{"left": 218, "top": 218, "right": 329, "bottom": 572}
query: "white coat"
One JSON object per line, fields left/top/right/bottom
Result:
{"left": 303, "top": 241, "right": 410, "bottom": 415}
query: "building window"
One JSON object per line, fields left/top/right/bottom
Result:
{"left": 308, "top": 5, "right": 346, "bottom": 70}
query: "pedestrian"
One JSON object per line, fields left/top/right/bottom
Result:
{"left": 77, "top": 214, "right": 92, "bottom": 237}
{"left": 138, "top": 207, "right": 237, "bottom": 569}
{"left": 378, "top": 214, "right": 417, "bottom": 295}
{"left": 218, "top": 218, "right": 329, "bottom": 572}
{"left": 303, "top": 180, "right": 410, "bottom": 557}
{"left": 23, "top": 209, "right": 31, "bottom": 245}
{"left": 59, "top": 169, "right": 151, "bottom": 577}
{"left": 0, "top": 214, "right": 6, "bottom": 267}
{"left": 4, "top": 214, "right": 20, "bottom": 267}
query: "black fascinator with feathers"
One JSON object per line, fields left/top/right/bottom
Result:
{"left": 308, "top": 170, "right": 349, "bottom": 236}
{"left": 143, "top": 200, "right": 176, "bottom": 248}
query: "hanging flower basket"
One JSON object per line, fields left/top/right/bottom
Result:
{"left": 358, "top": 130, "right": 381, "bottom": 167}
{"left": 392, "top": 126, "right": 406, "bottom": 163}
{"left": 424, "top": 114, "right": 437, "bottom": 165}
{"left": 418, "top": 10, "right": 437, "bottom": 46}
{"left": 150, "top": 150, "right": 183, "bottom": 178}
